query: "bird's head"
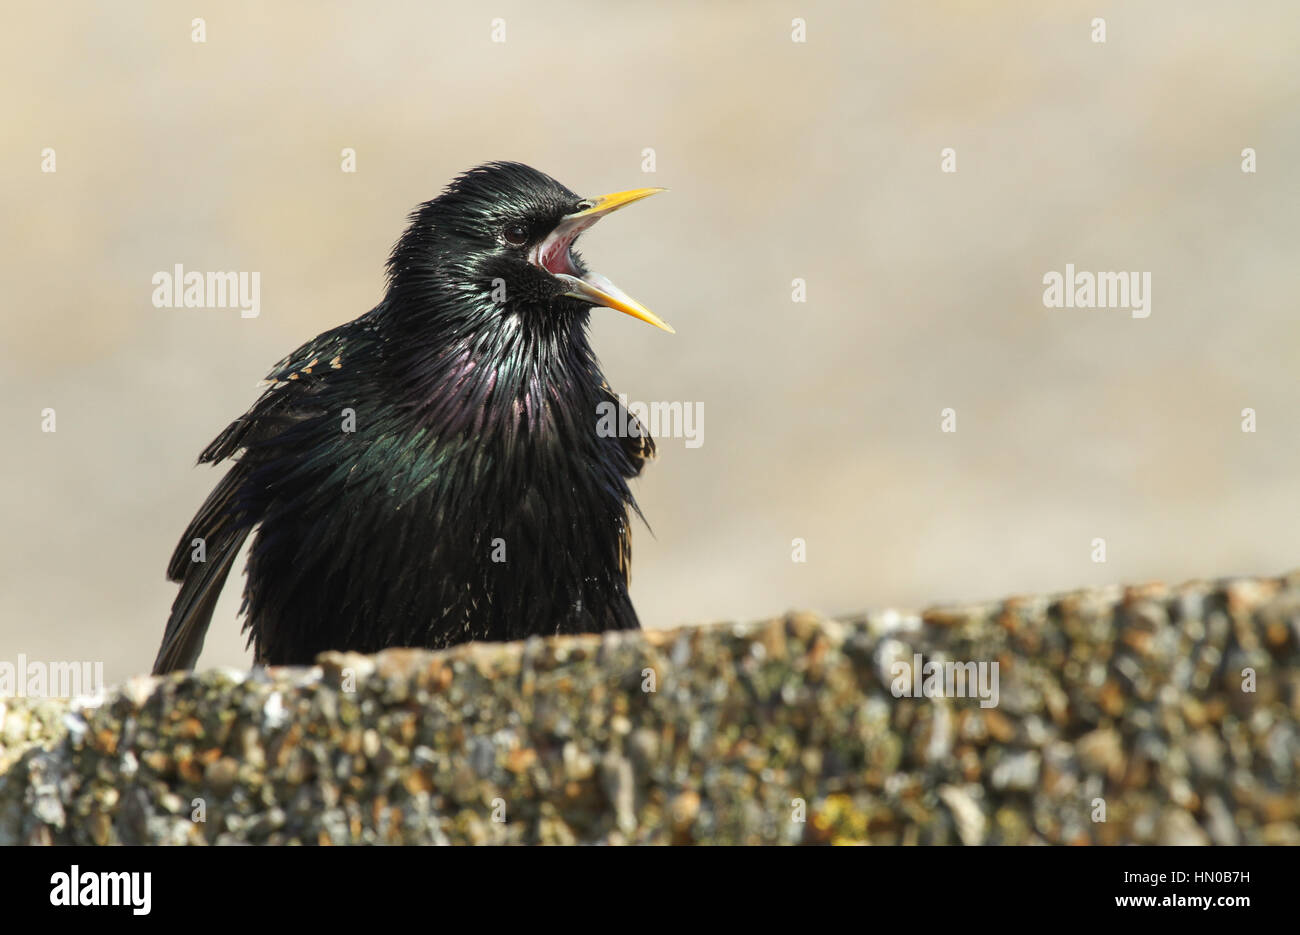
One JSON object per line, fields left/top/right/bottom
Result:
{"left": 386, "top": 162, "right": 673, "bottom": 336}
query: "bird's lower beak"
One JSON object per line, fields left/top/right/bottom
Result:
{"left": 555, "top": 271, "right": 674, "bottom": 334}
{"left": 545, "top": 187, "right": 674, "bottom": 334}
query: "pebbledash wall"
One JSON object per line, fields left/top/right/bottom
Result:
{"left": 1, "top": 573, "right": 1297, "bottom": 844}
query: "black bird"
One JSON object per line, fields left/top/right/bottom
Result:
{"left": 152, "top": 162, "right": 672, "bottom": 674}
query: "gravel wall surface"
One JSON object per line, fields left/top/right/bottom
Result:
{"left": 2, "top": 573, "right": 1297, "bottom": 844}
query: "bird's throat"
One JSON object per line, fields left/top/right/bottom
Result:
{"left": 388, "top": 309, "right": 601, "bottom": 447}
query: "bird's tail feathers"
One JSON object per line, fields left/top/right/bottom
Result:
{"left": 156, "top": 469, "right": 251, "bottom": 674}
{"left": 153, "top": 531, "right": 246, "bottom": 674}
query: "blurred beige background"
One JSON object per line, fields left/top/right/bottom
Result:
{"left": 3, "top": 1, "right": 1299, "bottom": 685}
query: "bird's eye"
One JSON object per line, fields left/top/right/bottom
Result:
{"left": 503, "top": 223, "right": 528, "bottom": 246}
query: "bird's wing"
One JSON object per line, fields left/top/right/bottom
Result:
{"left": 200, "top": 325, "right": 358, "bottom": 464}
{"left": 600, "top": 383, "right": 656, "bottom": 478}
{"left": 153, "top": 319, "right": 365, "bottom": 674}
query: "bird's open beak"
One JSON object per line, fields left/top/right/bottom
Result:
{"left": 538, "top": 187, "right": 674, "bottom": 334}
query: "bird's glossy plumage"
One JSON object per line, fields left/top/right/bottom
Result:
{"left": 153, "top": 163, "right": 660, "bottom": 673}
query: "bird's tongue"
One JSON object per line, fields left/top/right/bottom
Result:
{"left": 534, "top": 220, "right": 595, "bottom": 276}
{"left": 538, "top": 237, "right": 578, "bottom": 276}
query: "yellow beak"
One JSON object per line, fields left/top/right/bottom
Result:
{"left": 551, "top": 188, "right": 674, "bottom": 334}
{"left": 569, "top": 187, "right": 665, "bottom": 219}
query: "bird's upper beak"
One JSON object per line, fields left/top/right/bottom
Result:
{"left": 533, "top": 187, "right": 674, "bottom": 334}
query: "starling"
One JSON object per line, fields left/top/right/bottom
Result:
{"left": 152, "top": 162, "right": 672, "bottom": 674}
